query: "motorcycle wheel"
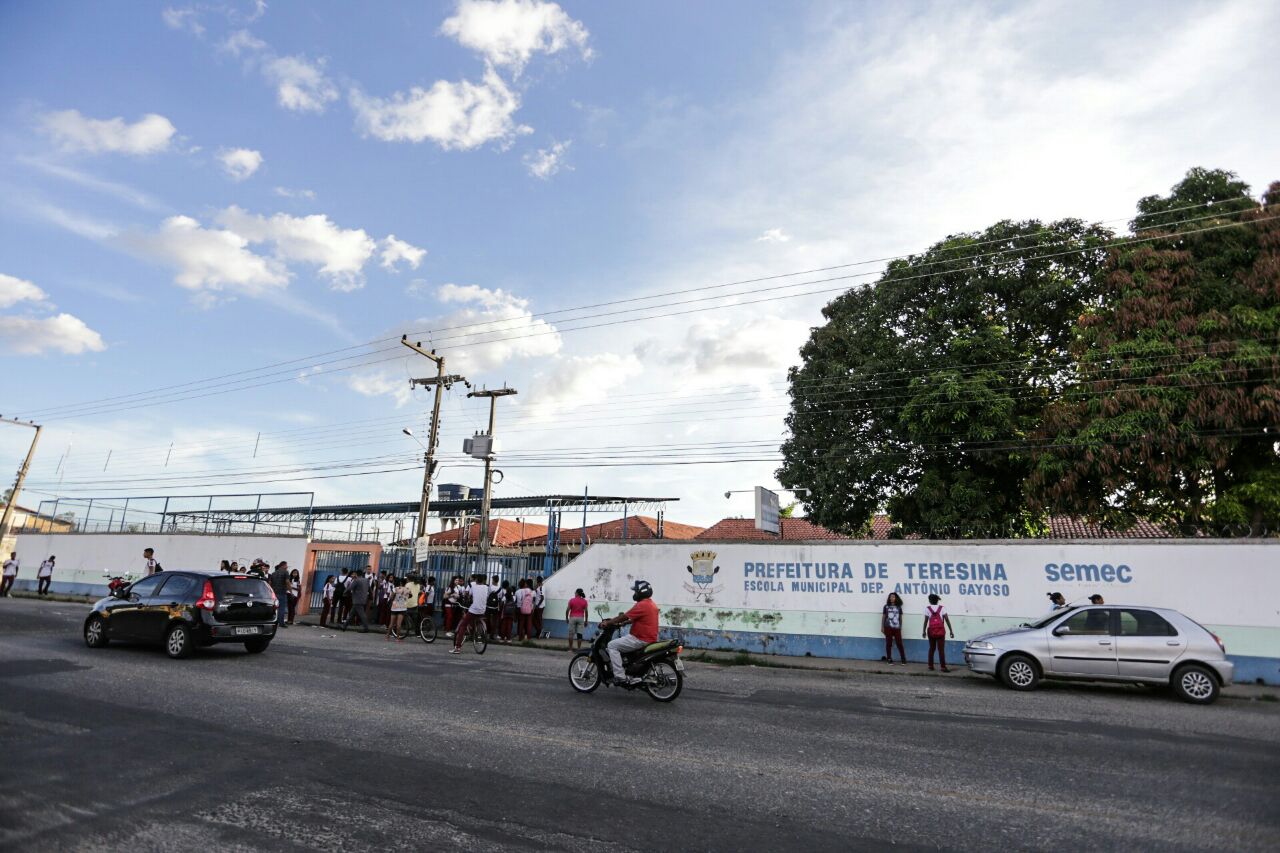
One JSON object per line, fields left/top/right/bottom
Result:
{"left": 643, "top": 660, "right": 683, "bottom": 702}
{"left": 569, "top": 653, "right": 601, "bottom": 693}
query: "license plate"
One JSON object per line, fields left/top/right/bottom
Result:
{"left": 675, "top": 658, "right": 685, "bottom": 671}
{"left": 234, "top": 627, "right": 259, "bottom": 636}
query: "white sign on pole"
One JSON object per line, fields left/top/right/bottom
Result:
{"left": 414, "top": 536, "right": 430, "bottom": 564}
{"left": 754, "top": 486, "right": 780, "bottom": 534}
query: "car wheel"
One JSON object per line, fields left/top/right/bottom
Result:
{"left": 165, "top": 623, "right": 194, "bottom": 659}
{"left": 1172, "top": 664, "right": 1219, "bottom": 704}
{"left": 84, "top": 615, "right": 109, "bottom": 648}
{"left": 244, "top": 637, "right": 271, "bottom": 654}
{"left": 999, "top": 653, "right": 1040, "bottom": 691}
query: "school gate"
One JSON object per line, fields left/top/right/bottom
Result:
{"left": 540, "top": 539, "right": 1280, "bottom": 685}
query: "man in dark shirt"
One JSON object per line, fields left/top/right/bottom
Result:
{"left": 269, "top": 562, "right": 290, "bottom": 628}
{"left": 342, "top": 570, "right": 372, "bottom": 633}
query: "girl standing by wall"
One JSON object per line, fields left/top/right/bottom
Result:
{"left": 922, "top": 593, "right": 954, "bottom": 672}
{"left": 881, "top": 592, "right": 907, "bottom": 665}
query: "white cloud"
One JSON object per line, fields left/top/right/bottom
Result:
{"left": 672, "top": 316, "right": 809, "bottom": 382}
{"left": 120, "top": 214, "right": 288, "bottom": 297}
{"left": 0, "top": 313, "right": 105, "bottom": 355}
{"left": 221, "top": 28, "right": 268, "bottom": 56}
{"left": 273, "top": 186, "right": 316, "bottom": 200}
{"left": 215, "top": 206, "right": 377, "bottom": 291}
{"left": 440, "top": 0, "right": 592, "bottom": 74}
{"left": 19, "top": 157, "right": 167, "bottom": 212}
{"left": 427, "top": 284, "right": 562, "bottom": 375}
{"left": 380, "top": 235, "right": 426, "bottom": 270}
{"left": 0, "top": 273, "right": 49, "bottom": 308}
{"left": 40, "top": 110, "right": 176, "bottom": 155}
{"left": 524, "top": 139, "right": 571, "bottom": 179}
{"left": 346, "top": 372, "right": 414, "bottom": 407}
{"left": 161, "top": 6, "right": 204, "bottom": 36}
{"left": 263, "top": 55, "right": 339, "bottom": 113}
{"left": 756, "top": 228, "right": 790, "bottom": 243}
{"left": 218, "top": 147, "right": 264, "bottom": 181}
{"left": 350, "top": 66, "right": 531, "bottom": 149}
{"left": 524, "top": 352, "right": 643, "bottom": 421}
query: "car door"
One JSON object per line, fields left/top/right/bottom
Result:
{"left": 110, "top": 574, "right": 166, "bottom": 640}
{"left": 1115, "top": 608, "right": 1184, "bottom": 681}
{"left": 1046, "top": 608, "right": 1118, "bottom": 678}
{"left": 147, "top": 573, "right": 199, "bottom": 641}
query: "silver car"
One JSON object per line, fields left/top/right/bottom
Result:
{"left": 963, "top": 605, "right": 1233, "bottom": 704}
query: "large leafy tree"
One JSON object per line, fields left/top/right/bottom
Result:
{"left": 779, "top": 219, "right": 1112, "bottom": 536}
{"left": 1031, "top": 169, "right": 1280, "bottom": 534}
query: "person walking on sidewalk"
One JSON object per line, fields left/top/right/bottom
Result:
{"left": 922, "top": 593, "right": 954, "bottom": 672}
{"left": 532, "top": 576, "right": 546, "bottom": 638}
{"left": 387, "top": 577, "right": 412, "bottom": 642}
{"left": 334, "top": 570, "right": 350, "bottom": 624}
{"left": 1, "top": 552, "right": 18, "bottom": 597}
{"left": 881, "top": 592, "right": 907, "bottom": 665}
{"left": 269, "top": 562, "right": 290, "bottom": 628}
{"left": 515, "top": 578, "right": 535, "bottom": 641}
{"left": 451, "top": 574, "right": 490, "bottom": 654}
{"left": 37, "top": 555, "right": 55, "bottom": 595}
{"left": 342, "top": 570, "right": 371, "bottom": 632}
{"left": 320, "top": 575, "right": 336, "bottom": 627}
{"left": 566, "top": 588, "right": 589, "bottom": 650}
{"left": 287, "top": 568, "right": 301, "bottom": 624}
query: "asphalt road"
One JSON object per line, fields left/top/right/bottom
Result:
{"left": 1, "top": 597, "right": 1277, "bottom": 852}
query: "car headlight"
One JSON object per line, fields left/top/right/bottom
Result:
{"left": 967, "top": 641, "right": 994, "bottom": 650}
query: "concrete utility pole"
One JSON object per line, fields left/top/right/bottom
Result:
{"left": 401, "top": 336, "right": 468, "bottom": 571}
{"left": 467, "top": 386, "right": 517, "bottom": 575}
{"left": 0, "top": 416, "right": 43, "bottom": 547}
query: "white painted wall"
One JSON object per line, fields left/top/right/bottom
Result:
{"left": 13, "top": 532, "right": 308, "bottom": 591}
{"left": 543, "top": 540, "right": 1280, "bottom": 658}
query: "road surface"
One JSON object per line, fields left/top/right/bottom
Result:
{"left": 1, "top": 597, "right": 1276, "bottom": 851}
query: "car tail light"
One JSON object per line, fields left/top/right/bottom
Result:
{"left": 196, "top": 580, "right": 217, "bottom": 611}
{"left": 676, "top": 645, "right": 683, "bottom": 655}
{"left": 1211, "top": 632, "right": 1226, "bottom": 653}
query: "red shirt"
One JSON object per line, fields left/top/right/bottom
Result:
{"left": 624, "top": 598, "right": 660, "bottom": 644}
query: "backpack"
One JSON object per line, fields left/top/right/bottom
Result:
{"left": 926, "top": 606, "right": 946, "bottom": 638}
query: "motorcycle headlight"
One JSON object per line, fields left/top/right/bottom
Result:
{"left": 967, "top": 641, "right": 994, "bottom": 650}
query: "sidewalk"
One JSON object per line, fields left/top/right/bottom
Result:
{"left": 293, "top": 614, "right": 1279, "bottom": 702}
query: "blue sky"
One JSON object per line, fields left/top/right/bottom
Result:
{"left": 1, "top": 0, "right": 1278, "bottom": 530}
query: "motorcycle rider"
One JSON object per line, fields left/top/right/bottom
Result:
{"left": 599, "top": 579, "right": 659, "bottom": 685}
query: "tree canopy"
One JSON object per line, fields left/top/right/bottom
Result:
{"left": 781, "top": 167, "right": 1278, "bottom": 537}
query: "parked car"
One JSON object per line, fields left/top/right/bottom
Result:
{"left": 83, "top": 570, "right": 278, "bottom": 658}
{"left": 963, "top": 605, "right": 1232, "bottom": 704}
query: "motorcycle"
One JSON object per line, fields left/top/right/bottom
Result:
{"left": 568, "top": 623, "right": 686, "bottom": 702}
{"left": 103, "top": 570, "right": 133, "bottom": 595}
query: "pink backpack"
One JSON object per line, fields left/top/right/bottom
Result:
{"left": 926, "top": 606, "right": 946, "bottom": 638}
{"left": 519, "top": 590, "right": 535, "bottom": 614}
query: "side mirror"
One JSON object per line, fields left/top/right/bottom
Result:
{"left": 1054, "top": 626, "right": 1071, "bottom": 636}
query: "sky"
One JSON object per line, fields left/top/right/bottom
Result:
{"left": 1, "top": 0, "right": 1277, "bottom": 533}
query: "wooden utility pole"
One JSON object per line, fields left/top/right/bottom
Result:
{"left": 401, "top": 336, "right": 467, "bottom": 571}
{"left": 0, "top": 416, "right": 43, "bottom": 547}
{"left": 466, "top": 387, "right": 516, "bottom": 575}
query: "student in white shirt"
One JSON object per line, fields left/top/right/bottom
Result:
{"left": 320, "top": 576, "right": 336, "bottom": 627}
{"left": 1, "top": 552, "right": 18, "bottom": 597}
{"left": 143, "top": 547, "right": 160, "bottom": 575}
{"left": 37, "top": 555, "right": 56, "bottom": 596}
{"left": 450, "top": 574, "right": 490, "bottom": 654}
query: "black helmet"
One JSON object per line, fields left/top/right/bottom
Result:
{"left": 631, "top": 579, "right": 653, "bottom": 601}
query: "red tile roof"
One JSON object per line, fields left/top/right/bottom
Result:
{"left": 427, "top": 519, "right": 548, "bottom": 548}
{"left": 694, "top": 517, "right": 850, "bottom": 541}
{"left": 517, "top": 515, "right": 704, "bottom": 546}
{"left": 1047, "top": 516, "right": 1174, "bottom": 539}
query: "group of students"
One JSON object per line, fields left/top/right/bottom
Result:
{"left": 219, "top": 558, "right": 302, "bottom": 625}
{"left": 879, "top": 592, "right": 956, "bottom": 671}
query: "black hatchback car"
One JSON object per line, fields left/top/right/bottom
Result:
{"left": 84, "top": 570, "right": 278, "bottom": 658}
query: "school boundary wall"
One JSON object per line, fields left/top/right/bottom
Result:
{"left": 541, "top": 540, "right": 1280, "bottom": 686}
{"left": 11, "top": 532, "right": 309, "bottom": 598}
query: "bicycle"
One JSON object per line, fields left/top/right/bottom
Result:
{"left": 391, "top": 607, "right": 437, "bottom": 643}
{"left": 462, "top": 617, "right": 488, "bottom": 654}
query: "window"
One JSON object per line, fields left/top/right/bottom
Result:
{"left": 1118, "top": 609, "right": 1178, "bottom": 637}
{"left": 126, "top": 575, "right": 165, "bottom": 598}
{"left": 156, "top": 574, "right": 198, "bottom": 600}
{"left": 1058, "top": 608, "right": 1112, "bottom": 636}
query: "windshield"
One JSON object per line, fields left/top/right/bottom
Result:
{"left": 1023, "top": 607, "right": 1078, "bottom": 629}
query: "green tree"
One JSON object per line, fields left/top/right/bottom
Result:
{"left": 779, "top": 219, "right": 1112, "bottom": 536}
{"left": 1031, "top": 169, "right": 1280, "bottom": 534}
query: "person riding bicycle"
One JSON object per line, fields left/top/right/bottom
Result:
{"left": 599, "top": 579, "right": 659, "bottom": 685}
{"left": 451, "top": 573, "right": 491, "bottom": 654}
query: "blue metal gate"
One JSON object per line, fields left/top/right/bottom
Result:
{"left": 310, "top": 550, "right": 370, "bottom": 609}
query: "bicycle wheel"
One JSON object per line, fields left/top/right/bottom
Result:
{"left": 418, "top": 614, "right": 437, "bottom": 644}
{"left": 471, "top": 623, "right": 488, "bottom": 654}
{"left": 390, "top": 618, "right": 408, "bottom": 640}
